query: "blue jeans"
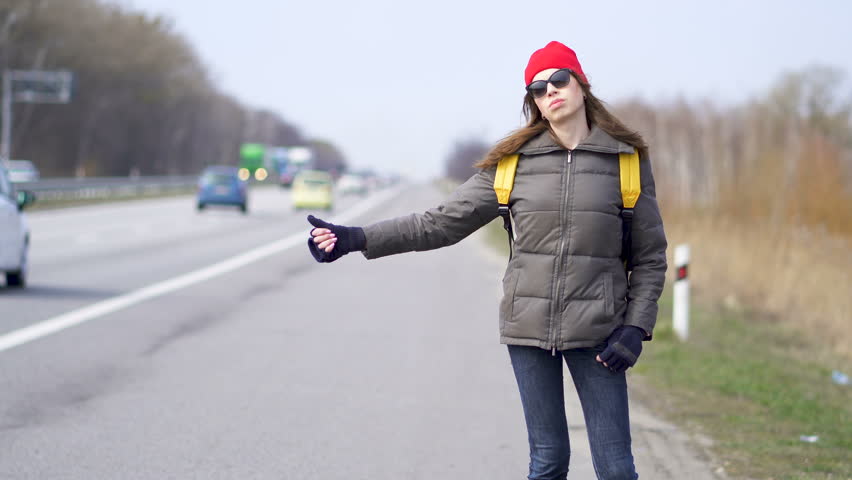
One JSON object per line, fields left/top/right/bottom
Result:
{"left": 508, "top": 344, "right": 638, "bottom": 480}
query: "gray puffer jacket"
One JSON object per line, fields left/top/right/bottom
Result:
{"left": 362, "top": 126, "right": 667, "bottom": 350}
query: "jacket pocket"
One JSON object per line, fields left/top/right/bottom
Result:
{"left": 499, "top": 270, "right": 519, "bottom": 334}
{"left": 603, "top": 272, "right": 614, "bottom": 316}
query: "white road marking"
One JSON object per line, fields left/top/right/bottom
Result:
{"left": 0, "top": 186, "right": 404, "bottom": 353}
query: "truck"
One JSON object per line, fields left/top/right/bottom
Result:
{"left": 272, "top": 146, "right": 313, "bottom": 188}
{"left": 239, "top": 143, "right": 267, "bottom": 181}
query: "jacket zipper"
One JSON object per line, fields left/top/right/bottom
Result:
{"left": 551, "top": 149, "right": 573, "bottom": 355}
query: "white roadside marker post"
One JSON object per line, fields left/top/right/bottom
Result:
{"left": 673, "top": 244, "right": 690, "bottom": 341}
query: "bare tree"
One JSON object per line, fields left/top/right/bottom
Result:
{"left": 445, "top": 137, "right": 489, "bottom": 182}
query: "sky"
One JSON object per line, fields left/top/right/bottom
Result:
{"left": 122, "top": 0, "right": 851, "bottom": 180}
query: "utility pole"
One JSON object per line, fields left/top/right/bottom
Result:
{"left": 1, "top": 70, "right": 11, "bottom": 160}
{"left": 0, "top": 10, "right": 17, "bottom": 161}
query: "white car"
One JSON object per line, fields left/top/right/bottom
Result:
{"left": 6, "top": 159, "right": 40, "bottom": 183}
{"left": 336, "top": 173, "right": 368, "bottom": 196}
{"left": 0, "top": 163, "right": 34, "bottom": 287}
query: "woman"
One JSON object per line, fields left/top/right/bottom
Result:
{"left": 307, "top": 41, "right": 667, "bottom": 480}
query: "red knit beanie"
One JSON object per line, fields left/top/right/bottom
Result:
{"left": 524, "top": 41, "right": 587, "bottom": 86}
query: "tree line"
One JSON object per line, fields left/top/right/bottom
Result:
{"left": 0, "top": 0, "right": 347, "bottom": 177}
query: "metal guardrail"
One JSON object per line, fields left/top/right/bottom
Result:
{"left": 13, "top": 176, "right": 199, "bottom": 202}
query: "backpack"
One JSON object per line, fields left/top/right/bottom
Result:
{"left": 493, "top": 150, "right": 641, "bottom": 271}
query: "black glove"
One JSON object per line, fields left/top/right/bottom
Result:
{"left": 307, "top": 215, "right": 366, "bottom": 263}
{"left": 598, "top": 325, "right": 646, "bottom": 373}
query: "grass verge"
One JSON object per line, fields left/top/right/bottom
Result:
{"left": 662, "top": 214, "right": 852, "bottom": 361}
{"left": 482, "top": 218, "right": 852, "bottom": 479}
{"left": 635, "top": 291, "right": 851, "bottom": 479}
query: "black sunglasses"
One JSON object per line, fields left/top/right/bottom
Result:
{"left": 525, "top": 68, "right": 573, "bottom": 99}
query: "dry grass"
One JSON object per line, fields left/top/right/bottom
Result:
{"left": 663, "top": 212, "right": 852, "bottom": 361}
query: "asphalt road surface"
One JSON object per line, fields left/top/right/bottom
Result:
{"left": 0, "top": 183, "right": 726, "bottom": 479}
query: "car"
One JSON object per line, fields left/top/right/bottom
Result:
{"left": 0, "top": 163, "right": 35, "bottom": 287}
{"left": 6, "top": 159, "right": 40, "bottom": 183}
{"left": 196, "top": 166, "right": 248, "bottom": 213}
{"left": 292, "top": 170, "right": 334, "bottom": 211}
{"left": 277, "top": 163, "right": 302, "bottom": 188}
{"left": 336, "top": 173, "right": 368, "bottom": 196}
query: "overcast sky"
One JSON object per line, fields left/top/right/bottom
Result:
{"left": 123, "top": 0, "right": 851, "bottom": 180}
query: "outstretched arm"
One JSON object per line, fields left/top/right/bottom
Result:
{"left": 360, "top": 168, "right": 499, "bottom": 259}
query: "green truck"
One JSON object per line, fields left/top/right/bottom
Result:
{"left": 239, "top": 143, "right": 268, "bottom": 181}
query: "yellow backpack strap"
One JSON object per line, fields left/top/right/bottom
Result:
{"left": 619, "top": 150, "right": 641, "bottom": 209}
{"left": 494, "top": 154, "right": 520, "bottom": 256}
{"left": 618, "top": 150, "right": 641, "bottom": 271}
{"left": 494, "top": 154, "right": 519, "bottom": 205}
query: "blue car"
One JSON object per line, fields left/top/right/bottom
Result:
{"left": 196, "top": 166, "right": 248, "bottom": 214}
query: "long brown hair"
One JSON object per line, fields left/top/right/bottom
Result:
{"left": 475, "top": 73, "right": 648, "bottom": 169}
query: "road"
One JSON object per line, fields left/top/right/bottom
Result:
{"left": 0, "top": 184, "right": 726, "bottom": 479}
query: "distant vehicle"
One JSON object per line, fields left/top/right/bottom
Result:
{"left": 277, "top": 162, "right": 303, "bottom": 188}
{"left": 6, "top": 160, "right": 40, "bottom": 183}
{"left": 0, "top": 163, "right": 35, "bottom": 287}
{"left": 292, "top": 170, "right": 333, "bottom": 211}
{"left": 196, "top": 166, "right": 248, "bottom": 214}
{"left": 273, "top": 145, "right": 314, "bottom": 188}
{"left": 337, "top": 173, "right": 368, "bottom": 196}
{"left": 354, "top": 168, "right": 387, "bottom": 191}
{"left": 239, "top": 143, "right": 268, "bottom": 182}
